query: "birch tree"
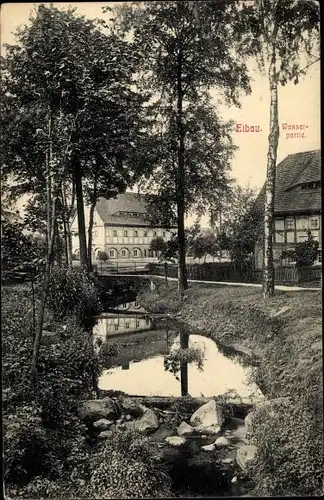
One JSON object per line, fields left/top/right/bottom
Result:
{"left": 241, "top": 0, "right": 319, "bottom": 296}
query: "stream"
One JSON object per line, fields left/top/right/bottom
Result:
{"left": 92, "top": 300, "right": 262, "bottom": 497}
{"left": 93, "top": 303, "right": 262, "bottom": 401}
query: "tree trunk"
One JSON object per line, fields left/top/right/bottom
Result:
{"left": 73, "top": 157, "right": 88, "bottom": 272}
{"left": 87, "top": 171, "right": 98, "bottom": 269}
{"left": 31, "top": 115, "right": 57, "bottom": 384}
{"left": 176, "top": 48, "right": 188, "bottom": 293}
{"left": 263, "top": 41, "right": 279, "bottom": 298}
{"left": 180, "top": 331, "right": 189, "bottom": 396}
{"left": 87, "top": 199, "right": 96, "bottom": 270}
{"left": 61, "top": 183, "right": 72, "bottom": 267}
{"left": 46, "top": 118, "right": 52, "bottom": 250}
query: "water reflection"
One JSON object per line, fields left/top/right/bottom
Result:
{"left": 93, "top": 310, "right": 152, "bottom": 345}
{"left": 99, "top": 333, "right": 262, "bottom": 399}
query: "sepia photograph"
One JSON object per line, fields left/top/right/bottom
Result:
{"left": 1, "top": 1, "right": 322, "bottom": 498}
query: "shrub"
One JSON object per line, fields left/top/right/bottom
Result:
{"left": 89, "top": 430, "right": 172, "bottom": 498}
{"left": 42, "top": 266, "right": 102, "bottom": 328}
{"left": 281, "top": 229, "right": 319, "bottom": 268}
{"left": 97, "top": 250, "right": 109, "bottom": 261}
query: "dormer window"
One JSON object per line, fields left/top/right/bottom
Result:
{"left": 301, "top": 181, "right": 321, "bottom": 190}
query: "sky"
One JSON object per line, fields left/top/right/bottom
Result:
{"left": 1, "top": 2, "right": 321, "bottom": 226}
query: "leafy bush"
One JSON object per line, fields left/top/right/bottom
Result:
{"left": 42, "top": 266, "right": 102, "bottom": 328}
{"left": 97, "top": 250, "right": 109, "bottom": 261}
{"left": 89, "top": 429, "right": 172, "bottom": 498}
{"left": 281, "top": 229, "right": 319, "bottom": 267}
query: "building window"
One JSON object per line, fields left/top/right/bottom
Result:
{"left": 148, "top": 249, "right": 153, "bottom": 257}
{"left": 297, "top": 232, "right": 308, "bottom": 242}
{"left": 301, "top": 181, "right": 321, "bottom": 190}
{"left": 153, "top": 231, "right": 157, "bottom": 237}
{"left": 134, "top": 230, "right": 138, "bottom": 237}
{"left": 286, "top": 231, "right": 295, "bottom": 243}
{"left": 296, "top": 217, "right": 309, "bottom": 230}
{"left": 143, "top": 231, "right": 148, "bottom": 237}
{"left": 125, "top": 322, "right": 130, "bottom": 329}
{"left": 124, "top": 230, "right": 128, "bottom": 237}
{"left": 114, "top": 324, "right": 119, "bottom": 331}
{"left": 309, "top": 216, "right": 319, "bottom": 230}
{"left": 162, "top": 231, "right": 166, "bottom": 237}
{"left": 274, "top": 231, "right": 285, "bottom": 243}
{"left": 317, "top": 250, "right": 322, "bottom": 263}
{"left": 144, "top": 249, "right": 147, "bottom": 258}
{"left": 113, "top": 229, "right": 118, "bottom": 237}
{"left": 121, "top": 248, "right": 128, "bottom": 258}
{"left": 136, "top": 319, "right": 140, "bottom": 328}
{"left": 122, "top": 303, "right": 128, "bottom": 309}
{"left": 285, "top": 218, "right": 295, "bottom": 230}
{"left": 133, "top": 248, "right": 141, "bottom": 258}
{"left": 109, "top": 248, "right": 117, "bottom": 259}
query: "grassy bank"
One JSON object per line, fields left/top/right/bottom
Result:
{"left": 139, "top": 282, "right": 323, "bottom": 496}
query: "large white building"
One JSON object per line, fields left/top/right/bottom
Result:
{"left": 70, "top": 192, "right": 176, "bottom": 263}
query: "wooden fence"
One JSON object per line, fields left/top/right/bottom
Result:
{"left": 148, "top": 263, "right": 322, "bottom": 285}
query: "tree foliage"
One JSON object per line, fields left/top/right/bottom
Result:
{"left": 111, "top": 0, "right": 252, "bottom": 292}
{"left": 215, "top": 185, "right": 263, "bottom": 266}
{"left": 1, "top": 218, "right": 46, "bottom": 278}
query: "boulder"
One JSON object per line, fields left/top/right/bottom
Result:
{"left": 190, "top": 399, "right": 219, "bottom": 429}
{"left": 177, "top": 422, "right": 194, "bottom": 437}
{"left": 236, "top": 445, "right": 257, "bottom": 470}
{"left": 214, "top": 436, "right": 230, "bottom": 447}
{"left": 98, "top": 430, "right": 112, "bottom": 440}
{"left": 233, "top": 424, "right": 247, "bottom": 441}
{"left": 201, "top": 443, "right": 215, "bottom": 452}
{"left": 244, "top": 412, "right": 254, "bottom": 434}
{"left": 93, "top": 418, "right": 113, "bottom": 431}
{"left": 121, "top": 397, "right": 144, "bottom": 418}
{"left": 165, "top": 436, "right": 186, "bottom": 447}
{"left": 134, "top": 409, "right": 159, "bottom": 434}
{"left": 196, "top": 424, "right": 221, "bottom": 435}
{"left": 78, "top": 397, "right": 117, "bottom": 424}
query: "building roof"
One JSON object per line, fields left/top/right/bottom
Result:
{"left": 95, "top": 192, "right": 175, "bottom": 227}
{"left": 256, "top": 149, "right": 321, "bottom": 214}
